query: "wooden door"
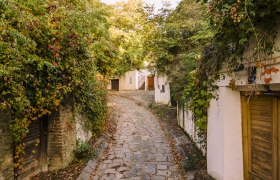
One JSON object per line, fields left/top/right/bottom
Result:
{"left": 242, "top": 96, "right": 280, "bottom": 180}
{"left": 147, "top": 77, "right": 154, "bottom": 90}
{"left": 19, "top": 118, "right": 48, "bottom": 178}
{"left": 111, "top": 79, "right": 119, "bottom": 91}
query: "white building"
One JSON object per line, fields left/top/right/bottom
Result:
{"left": 154, "top": 72, "right": 171, "bottom": 105}
{"left": 108, "top": 69, "right": 154, "bottom": 91}
{"left": 178, "top": 31, "right": 280, "bottom": 179}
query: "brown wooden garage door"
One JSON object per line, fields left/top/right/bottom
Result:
{"left": 242, "top": 96, "right": 280, "bottom": 180}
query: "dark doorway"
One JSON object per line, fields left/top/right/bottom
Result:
{"left": 111, "top": 79, "right": 119, "bottom": 91}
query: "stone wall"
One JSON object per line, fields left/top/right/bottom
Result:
{"left": 48, "top": 98, "right": 77, "bottom": 171}
{"left": 0, "top": 98, "right": 92, "bottom": 177}
{"left": 76, "top": 113, "right": 92, "bottom": 143}
{"left": 0, "top": 111, "right": 14, "bottom": 180}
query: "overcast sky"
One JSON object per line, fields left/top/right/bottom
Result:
{"left": 100, "top": 0, "right": 181, "bottom": 10}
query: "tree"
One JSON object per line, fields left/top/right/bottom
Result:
{"left": 144, "top": 0, "right": 211, "bottom": 103}
{"left": 107, "top": 0, "right": 151, "bottom": 75}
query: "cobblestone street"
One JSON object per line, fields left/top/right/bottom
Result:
{"left": 91, "top": 92, "right": 184, "bottom": 180}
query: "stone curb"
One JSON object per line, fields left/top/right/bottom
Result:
{"left": 77, "top": 141, "right": 109, "bottom": 180}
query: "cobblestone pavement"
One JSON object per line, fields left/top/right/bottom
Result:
{"left": 117, "top": 90, "right": 154, "bottom": 107}
{"left": 91, "top": 93, "right": 185, "bottom": 180}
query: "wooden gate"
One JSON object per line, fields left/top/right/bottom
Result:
{"left": 242, "top": 95, "right": 280, "bottom": 180}
{"left": 19, "top": 118, "right": 48, "bottom": 178}
{"left": 147, "top": 77, "right": 154, "bottom": 90}
{"left": 111, "top": 79, "right": 119, "bottom": 91}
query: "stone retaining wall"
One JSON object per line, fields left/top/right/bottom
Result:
{"left": 48, "top": 98, "right": 77, "bottom": 171}
{"left": 0, "top": 98, "right": 93, "bottom": 178}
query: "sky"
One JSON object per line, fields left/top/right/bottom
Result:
{"left": 100, "top": 0, "right": 181, "bottom": 10}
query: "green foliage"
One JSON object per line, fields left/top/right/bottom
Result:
{"left": 198, "top": 0, "right": 280, "bottom": 73}
{"left": 144, "top": 0, "right": 211, "bottom": 103}
{"left": 76, "top": 141, "right": 97, "bottom": 160}
{"left": 0, "top": 0, "right": 114, "bottom": 172}
{"left": 150, "top": 0, "right": 280, "bottom": 144}
{"left": 108, "top": 0, "right": 150, "bottom": 75}
{"left": 145, "top": 0, "right": 214, "bottom": 141}
{"left": 188, "top": 0, "right": 280, "bottom": 142}
{"left": 183, "top": 78, "right": 218, "bottom": 143}
{"left": 75, "top": 75, "right": 108, "bottom": 137}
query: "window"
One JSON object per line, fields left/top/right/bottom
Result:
{"left": 160, "top": 85, "right": 165, "bottom": 93}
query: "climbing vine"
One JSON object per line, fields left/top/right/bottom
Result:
{"left": 0, "top": 0, "right": 114, "bottom": 175}
{"left": 188, "top": 0, "right": 280, "bottom": 142}
{"left": 148, "top": 0, "right": 280, "bottom": 144}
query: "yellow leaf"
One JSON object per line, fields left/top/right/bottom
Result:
{"left": 54, "top": 99, "right": 60, "bottom": 106}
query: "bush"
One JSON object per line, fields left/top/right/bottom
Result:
{"left": 75, "top": 141, "right": 97, "bottom": 160}
{"left": 0, "top": 0, "right": 113, "bottom": 170}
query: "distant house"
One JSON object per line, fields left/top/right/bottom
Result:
{"left": 178, "top": 32, "right": 280, "bottom": 180}
{"left": 108, "top": 69, "right": 154, "bottom": 91}
{"left": 154, "top": 71, "right": 171, "bottom": 105}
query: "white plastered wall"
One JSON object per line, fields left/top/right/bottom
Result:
{"left": 207, "top": 29, "right": 280, "bottom": 180}
{"left": 207, "top": 87, "right": 244, "bottom": 180}
{"left": 177, "top": 105, "right": 206, "bottom": 154}
{"left": 208, "top": 67, "right": 280, "bottom": 180}
{"left": 154, "top": 72, "right": 171, "bottom": 105}
{"left": 119, "top": 70, "right": 138, "bottom": 91}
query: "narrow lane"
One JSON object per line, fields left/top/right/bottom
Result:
{"left": 91, "top": 94, "right": 184, "bottom": 180}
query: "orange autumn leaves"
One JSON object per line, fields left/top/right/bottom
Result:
{"left": 256, "top": 62, "right": 280, "bottom": 84}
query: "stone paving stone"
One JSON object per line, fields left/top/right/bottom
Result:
{"left": 118, "top": 166, "right": 130, "bottom": 173}
{"left": 156, "top": 156, "right": 167, "bottom": 162}
{"left": 141, "top": 175, "right": 151, "bottom": 180}
{"left": 82, "top": 166, "right": 93, "bottom": 174}
{"left": 86, "top": 160, "right": 96, "bottom": 170}
{"left": 144, "top": 165, "right": 156, "bottom": 175}
{"left": 107, "top": 162, "right": 122, "bottom": 169}
{"left": 104, "top": 168, "right": 117, "bottom": 174}
{"left": 98, "top": 163, "right": 107, "bottom": 171}
{"left": 113, "top": 159, "right": 124, "bottom": 163}
{"left": 127, "top": 177, "right": 141, "bottom": 180}
{"left": 152, "top": 176, "right": 165, "bottom": 180}
{"left": 103, "top": 160, "right": 113, "bottom": 164}
{"left": 168, "top": 178, "right": 181, "bottom": 180}
{"left": 157, "top": 164, "right": 168, "bottom": 170}
{"left": 116, "top": 152, "right": 125, "bottom": 158}
{"left": 157, "top": 170, "right": 172, "bottom": 177}
{"left": 77, "top": 172, "right": 90, "bottom": 180}
{"left": 91, "top": 176, "right": 99, "bottom": 180}
{"left": 91, "top": 94, "right": 184, "bottom": 179}
{"left": 108, "top": 155, "right": 115, "bottom": 160}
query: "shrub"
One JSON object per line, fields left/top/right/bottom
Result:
{"left": 75, "top": 141, "right": 97, "bottom": 160}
